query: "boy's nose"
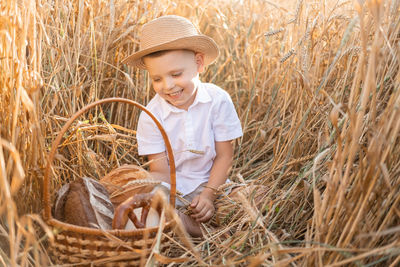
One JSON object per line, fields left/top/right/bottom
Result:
{"left": 163, "top": 77, "right": 175, "bottom": 91}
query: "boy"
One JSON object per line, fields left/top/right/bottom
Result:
{"left": 122, "top": 15, "right": 242, "bottom": 237}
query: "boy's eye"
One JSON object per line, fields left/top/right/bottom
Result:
{"left": 172, "top": 72, "right": 182, "bottom": 77}
{"left": 153, "top": 78, "right": 161, "bottom": 82}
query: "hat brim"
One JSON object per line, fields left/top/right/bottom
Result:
{"left": 121, "top": 35, "right": 219, "bottom": 69}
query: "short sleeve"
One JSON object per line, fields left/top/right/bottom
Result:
{"left": 136, "top": 111, "right": 165, "bottom": 155}
{"left": 213, "top": 92, "right": 243, "bottom": 142}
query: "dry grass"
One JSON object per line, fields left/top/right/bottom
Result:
{"left": 1, "top": 0, "right": 400, "bottom": 266}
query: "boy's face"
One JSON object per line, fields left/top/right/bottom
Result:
{"left": 143, "top": 50, "right": 204, "bottom": 110}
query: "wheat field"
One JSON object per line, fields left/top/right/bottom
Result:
{"left": 1, "top": 0, "right": 400, "bottom": 266}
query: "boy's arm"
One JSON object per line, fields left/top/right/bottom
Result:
{"left": 147, "top": 152, "right": 171, "bottom": 184}
{"left": 205, "top": 140, "right": 234, "bottom": 193}
{"left": 191, "top": 140, "right": 234, "bottom": 222}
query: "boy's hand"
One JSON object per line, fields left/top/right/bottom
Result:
{"left": 190, "top": 188, "right": 216, "bottom": 223}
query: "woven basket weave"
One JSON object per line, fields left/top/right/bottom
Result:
{"left": 43, "top": 98, "right": 177, "bottom": 266}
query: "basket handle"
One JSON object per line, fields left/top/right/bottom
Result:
{"left": 43, "top": 97, "right": 176, "bottom": 220}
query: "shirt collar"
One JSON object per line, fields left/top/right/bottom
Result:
{"left": 158, "top": 82, "right": 212, "bottom": 120}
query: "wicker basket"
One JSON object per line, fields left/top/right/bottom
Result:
{"left": 43, "top": 98, "right": 177, "bottom": 266}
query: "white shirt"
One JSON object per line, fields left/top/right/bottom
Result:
{"left": 136, "top": 82, "right": 243, "bottom": 195}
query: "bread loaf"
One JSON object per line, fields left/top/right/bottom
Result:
{"left": 52, "top": 177, "right": 114, "bottom": 230}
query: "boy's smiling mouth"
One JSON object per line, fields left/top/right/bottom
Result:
{"left": 168, "top": 89, "right": 183, "bottom": 98}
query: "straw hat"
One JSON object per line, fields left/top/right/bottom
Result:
{"left": 122, "top": 15, "right": 219, "bottom": 69}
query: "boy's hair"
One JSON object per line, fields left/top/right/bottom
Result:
{"left": 144, "top": 50, "right": 171, "bottom": 58}
{"left": 144, "top": 49, "right": 195, "bottom": 59}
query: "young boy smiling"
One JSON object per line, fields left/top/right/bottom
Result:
{"left": 122, "top": 15, "right": 242, "bottom": 237}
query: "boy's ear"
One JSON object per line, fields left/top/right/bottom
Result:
{"left": 195, "top": 52, "right": 205, "bottom": 73}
